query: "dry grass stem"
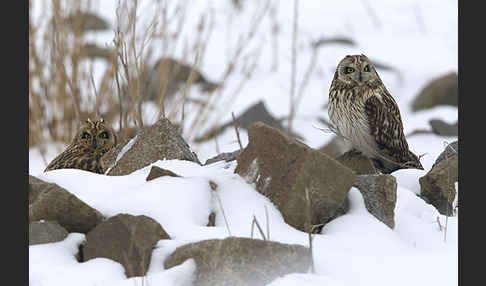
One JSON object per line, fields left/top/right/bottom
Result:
{"left": 232, "top": 112, "right": 244, "bottom": 151}
{"left": 288, "top": 0, "right": 299, "bottom": 134}
{"left": 251, "top": 215, "right": 267, "bottom": 241}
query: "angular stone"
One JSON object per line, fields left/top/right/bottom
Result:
{"left": 29, "top": 175, "right": 48, "bottom": 204}
{"left": 204, "top": 149, "right": 242, "bottom": 165}
{"left": 207, "top": 212, "right": 216, "bottom": 227}
{"left": 429, "top": 119, "right": 458, "bottom": 137}
{"left": 164, "top": 237, "right": 311, "bottom": 286}
{"left": 318, "top": 136, "right": 352, "bottom": 159}
{"left": 235, "top": 122, "right": 356, "bottom": 232}
{"left": 353, "top": 175, "right": 397, "bottom": 228}
{"left": 65, "top": 11, "right": 110, "bottom": 33}
{"left": 420, "top": 156, "right": 458, "bottom": 216}
{"left": 194, "top": 101, "right": 302, "bottom": 143}
{"left": 29, "top": 221, "right": 69, "bottom": 245}
{"left": 432, "top": 141, "right": 458, "bottom": 168}
{"left": 84, "top": 214, "right": 170, "bottom": 278}
{"left": 228, "top": 101, "right": 285, "bottom": 131}
{"left": 146, "top": 166, "right": 181, "bottom": 181}
{"left": 101, "top": 117, "right": 201, "bottom": 176}
{"left": 336, "top": 149, "right": 379, "bottom": 175}
{"left": 412, "top": 72, "right": 458, "bottom": 111}
{"left": 145, "top": 57, "right": 220, "bottom": 102}
{"left": 29, "top": 178, "right": 104, "bottom": 234}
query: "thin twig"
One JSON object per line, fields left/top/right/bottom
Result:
{"left": 288, "top": 0, "right": 299, "bottom": 134}
{"left": 251, "top": 215, "right": 267, "bottom": 241}
{"left": 361, "top": 0, "right": 381, "bottom": 29}
{"left": 232, "top": 112, "right": 244, "bottom": 151}
{"left": 212, "top": 185, "right": 232, "bottom": 236}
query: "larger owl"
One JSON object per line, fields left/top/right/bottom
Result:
{"left": 44, "top": 118, "right": 117, "bottom": 174}
{"left": 328, "top": 54, "right": 423, "bottom": 174}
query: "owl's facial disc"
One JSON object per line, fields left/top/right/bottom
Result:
{"left": 337, "top": 55, "right": 376, "bottom": 86}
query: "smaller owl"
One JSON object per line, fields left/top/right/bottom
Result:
{"left": 44, "top": 118, "right": 117, "bottom": 174}
{"left": 328, "top": 54, "right": 423, "bottom": 174}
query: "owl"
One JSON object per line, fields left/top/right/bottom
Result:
{"left": 44, "top": 118, "right": 117, "bottom": 174}
{"left": 328, "top": 54, "right": 423, "bottom": 174}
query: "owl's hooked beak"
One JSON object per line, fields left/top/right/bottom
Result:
{"left": 92, "top": 139, "right": 97, "bottom": 149}
{"left": 358, "top": 72, "right": 363, "bottom": 83}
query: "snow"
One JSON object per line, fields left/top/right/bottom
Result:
{"left": 29, "top": 0, "right": 457, "bottom": 285}
{"left": 29, "top": 162, "right": 458, "bottom": 285}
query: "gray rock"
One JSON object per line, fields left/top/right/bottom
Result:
{"left": 146, "top": 166, "right": 181, "bottom": 181}
{"left": 318, "top": 136, "right": 352, "bottom": 159}
{"left": 145, "top": 57, "right": 220, "bottom": 103}
{"left": 336, "top": 149, "right": 379, "bottom": 175}
{"left": 194, "top": 101, "right": 302, "bottom": 143}
{"left": 419, "top": 154, "right": 458, "bottom": 216}
{"left": 29, "top": 177, "right": 104, "bottom": 233}
{"left": 432, "top": 141, "right": 458, "bottom": 168}
{"left": 235, "top": 122, "right": 356, "bottom": 232}
{"left": 207, "top": 212, "right": 216, "bottom": 227}
{"left": 227, "top": 101, "right": 285, "bottom": 131}
{"left": 204, "top": 149, "right": 242, "bottom": 165}
{"left": 412, "top": 72, "right": 458, "bottom": 112}
{"left": 429, "top": 119, "right": 458, "bottom": 137}
{"left": 164, "top": 237, "right": 311, "bottom": 286}
{"left": 101, "top": 117, "right": 201, "bottom": 176}
{"left": 84, "top": 214, "right": 170, "bottom": 278}
{"left": 81, "top": 43, "right": 114, "bottom": 62}
{"left": 29, "top": 175, "right": 48, "bottom": 204}
{"left": 353, "top": 175, "right": 397, "bottom": 228}
{"left": 64, "top": 11, "right": 110, "bottom": 33}
{"left": 29, "top": 221, "right": 69, "bottom": 245}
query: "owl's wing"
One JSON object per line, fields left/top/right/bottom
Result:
{"left": 364, "top": 91, "right": 410, "bottom": 156}
{"left": 44, "top": 145, "right": 86, "bottom": 172}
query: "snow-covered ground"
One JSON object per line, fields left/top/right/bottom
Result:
{"left": 29, "top": 0, "right": 458, "bottom": 285}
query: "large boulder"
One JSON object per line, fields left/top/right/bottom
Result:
{"left": 353, "top": 174, "right": 397, "bottom": 228}
{"left": 101, "top": 117, "right": 201, "bottom": 176}
{"left": 412, "top": 72, "right": 458, "bottom": 112}
{"left": 163, "top": 237, "right": 311, "bottom": 286}
{"left": 29, "top": 176, "right": 104, "bottom": 234}
{"left": 29, "top": 220, "right": 69, "bottom": 245}
{"left": 235, "top": 122, "right": 356, "bottom": 232}
{"left": 419, "top": 142, "right": 458, "bottom": 216}
{"left": 83, "top": 214, "right": 170, "bottom": 278}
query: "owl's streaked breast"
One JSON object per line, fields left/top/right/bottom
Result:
{"left": 328, "top": 86, "right": 378, "bottom": 157}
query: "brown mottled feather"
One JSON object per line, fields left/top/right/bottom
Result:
{"left": 44, "top": 145, "right": 105, "bottom": 174}
{"left": 364, "top": 92, "right": 422, "bottom": 171}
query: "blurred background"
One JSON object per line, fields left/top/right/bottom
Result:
{"left": 29, "top": 0, "right": 458, "bottom": 173}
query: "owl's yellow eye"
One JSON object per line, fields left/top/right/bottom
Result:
{"left": 81, "top": 132, "right": 91, "bottom": 139}
{"left": 98, "top": 131, "right": 109, "bottom": 139}
{"left": 364, "top": 65, "right": 370, "bottom": 72}
{"left": 345, "top": 67, "right": 355, "bottom": 74}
